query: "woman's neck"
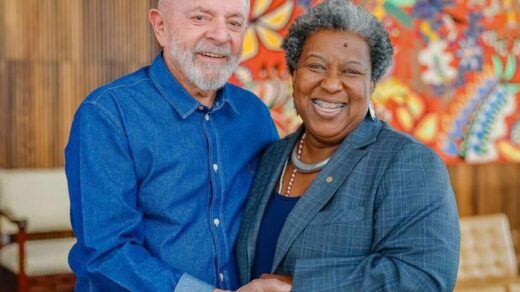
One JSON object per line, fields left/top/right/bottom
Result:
{"left": 299, "top": 133, "right": 340, "bottom": 163}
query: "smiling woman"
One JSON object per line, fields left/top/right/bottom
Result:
{"left": 292, "top": 30, "right": 373, "bottom": 149}
{"left": 235, "top": 0, "right": 461, "bottom": 291}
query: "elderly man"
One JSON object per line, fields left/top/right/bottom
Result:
{"left": 65, "top": 0, "right": 289, "bottom": 291}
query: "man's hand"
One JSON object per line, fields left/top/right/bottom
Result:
{"left": 236, "top": 278, "right": 291, "bottom": 292}
{"left": 259, "top": 274, "right": 293, "bottom": 285}
{"left": 213, "top": 277, "right": 291, "bottom": 292}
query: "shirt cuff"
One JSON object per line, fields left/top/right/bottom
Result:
{"left": 174, "top": 273, "right": 214, "bottom": 292}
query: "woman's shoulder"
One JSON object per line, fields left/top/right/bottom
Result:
{"left": 376, "top": 122, "right": 431, "bottom": 151}
{"left": 375, "top": 121, "right": 444, "bottom": 166}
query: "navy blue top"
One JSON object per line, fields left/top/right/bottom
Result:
{"left": 253, "top": 191, "right": 300, "bottom": 278}
{"left": 65, "top": 53, "right": 278, "bottom": 292}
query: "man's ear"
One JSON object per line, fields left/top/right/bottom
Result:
{"left": 149, "top": 9, "right": 167, "bottom": 47}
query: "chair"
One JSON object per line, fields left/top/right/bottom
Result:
{"left": 455, "top": 214, "right": 520, "bottom": 292}
{"left": 0, "top": 168, "right": 76, "bottom": 292}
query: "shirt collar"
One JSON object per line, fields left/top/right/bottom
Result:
{"left": 149, "top": 52, "right": 239, "bottom": 119}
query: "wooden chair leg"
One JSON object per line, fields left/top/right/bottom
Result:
{"left": 17, "top": 225, "right": 28, "bottom": 292}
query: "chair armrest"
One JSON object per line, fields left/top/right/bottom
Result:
{"left": 0, "top": 208, "right": 28, "bottom": 230}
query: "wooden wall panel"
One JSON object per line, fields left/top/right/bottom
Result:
{"left": 0, "top": 0, "right": 159, "bottom": 168}
{"left": 448, "top": 163, "right": 520, "bottom": 239}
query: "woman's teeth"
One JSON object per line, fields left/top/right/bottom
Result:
{"left": 312, "top": 99, "right": 346, "bottom": 110}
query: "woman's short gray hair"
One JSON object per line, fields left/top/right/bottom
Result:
{"left": 281, "top": 0, "right": 393, "bottom": 82}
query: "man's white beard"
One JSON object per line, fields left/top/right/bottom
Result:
{"left": 167, "top": 38, "right": 240, "bottom": 91}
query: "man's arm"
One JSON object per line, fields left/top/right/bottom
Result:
{"left": 66, "top": 102, "right": 213, "bottom": 291}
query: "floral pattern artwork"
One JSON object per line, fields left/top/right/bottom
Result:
{"left": 231, "top": 0, "right": 520, "bottom": 163}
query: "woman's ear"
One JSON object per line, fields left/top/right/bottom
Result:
{"left": 149, "top": 9, "right": 168, "bottom": 48}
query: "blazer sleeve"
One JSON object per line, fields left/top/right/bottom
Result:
{"left": 292, "top": 142, "right": 460, "bottom": 292}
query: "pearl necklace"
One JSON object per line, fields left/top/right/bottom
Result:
{"left": 278, "top": 133, "right": 330, "bottom": 196}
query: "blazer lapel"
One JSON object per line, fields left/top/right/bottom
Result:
{"left": 243, "top": 131, "right": 302, "bottom": 280}
{"left": 271, "top": 117, "right": 382, "bottom": 272}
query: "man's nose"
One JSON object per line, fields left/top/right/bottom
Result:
{"left": 206, "top": 20, "right": 231, "bottom": 44}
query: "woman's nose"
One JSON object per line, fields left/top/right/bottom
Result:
{"left": 320, "top": 73, "right": 343, "bottom": 93}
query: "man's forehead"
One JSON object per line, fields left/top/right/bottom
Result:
{"left": 160, "top": 0, "right": 249, "bottom": 15}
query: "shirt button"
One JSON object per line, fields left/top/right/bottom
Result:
{"left": 219, "top": 272, "right": 224, "bottom": 282}
{"left": 198, "top": 105, "right": 204, "bottom": 111}
{"left": 326, "top": 176, "right": 334, "bottom": 183}
{"left": 205, "top": 114, "right": 210, "bottom": 121}
{"left": 213, "top": 218, "right": 220, "bottom": 226}
{"left": 213, "top": 163, "right": 219, "bottom": 172}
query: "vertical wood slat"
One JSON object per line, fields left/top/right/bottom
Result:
{"left": 0, "top": 61, "right": 6, "bottom": 168}
{"left": 0, "top": 0, "right": 5, "bottom": 167}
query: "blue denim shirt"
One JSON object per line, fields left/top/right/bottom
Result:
{"left": 65, "top": 53, "right": 278, "bottom": 292}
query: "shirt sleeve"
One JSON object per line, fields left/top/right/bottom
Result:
{"left": 65, "top": 101, "right": 214, "bottom": 291}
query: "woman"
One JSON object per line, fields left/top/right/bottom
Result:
{"left": 236, "top": 0, "right": 460, "bottom": 291}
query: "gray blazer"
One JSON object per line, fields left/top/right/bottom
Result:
{"left": 236, "top": 117, "right": 460, "bottom": 291}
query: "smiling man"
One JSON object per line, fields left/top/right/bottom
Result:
{"left": 65, "top": 0, "right": 288, "bottom": 291}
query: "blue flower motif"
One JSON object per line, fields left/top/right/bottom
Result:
{"left": 457, "top": 37, "right": 483, "bottom": 72}
{"left": 297, "top": 0, "right": 313, "bottom": 8}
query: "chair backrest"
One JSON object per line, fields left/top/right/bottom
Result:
{"left": 458, "top": 214, "right": 518, "bottom": 281}
{"left": 0, "top": 168, "right": 71, "bottom": 233}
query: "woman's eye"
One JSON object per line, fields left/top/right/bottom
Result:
{"left": 344, "top": 69, "right": 360, "bottom": 75}
{"left": 308, "top": 64, "right": 325, "bottom": 70}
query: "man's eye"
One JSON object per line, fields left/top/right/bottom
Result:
{"left": 192, "top": 15, "right": 209, "bottom": 22}
{"left": 227, "top": 20, "right": 244, "bottom": 31}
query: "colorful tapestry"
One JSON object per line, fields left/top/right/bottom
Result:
{"left": 231, "top": 0, "right": 520, "bottom": 164}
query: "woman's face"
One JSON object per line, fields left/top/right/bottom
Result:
{"left": 292, "top": 30, "right": 373, "bottom": 146}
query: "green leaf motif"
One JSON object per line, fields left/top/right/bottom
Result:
{"left": 384, "top": 2, "right": 412, "bottom": 28}
{"left": 492, "top": 55, "right": 503, "bottom": 79}
{"left": 503, "top": 54, "right": 517, "bottom": 81}
{"left": 505, "top": 83, "right": 520, "bottom": 95}
{"left": 386, "top": 0, "right": 417, "bottom": 6}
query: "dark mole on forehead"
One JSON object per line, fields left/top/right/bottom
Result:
{"left": 344, "top": 42, "right": 349, "bottom": 47}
